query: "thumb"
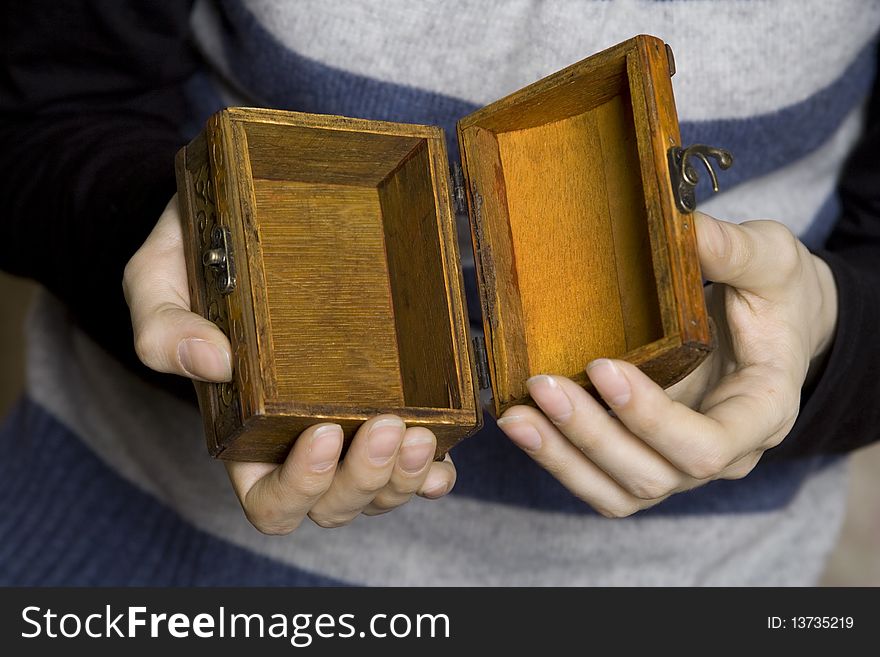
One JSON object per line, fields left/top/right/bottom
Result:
{"left": 695, "top": 211, "right": 800, "bottom": 296}
{"left": 123, "top": 195, "right": 232, "bottom": 382}
{"left": 133, "top": 304, "right": 232, "bottom": 382}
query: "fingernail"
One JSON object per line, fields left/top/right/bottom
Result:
{"left": 587, "top": 359, "right": 631, "bottom": 407}
{"left": 177, "top": 338, "right": 232, "bottom": 381}
{"left": 421, "top": 473, "right": 449, "bottom": 499}
{"left": 398, "top": 433, "right": 435, "bottom": 473}
{"left": 367, "top": 418, "right": 405, "bottom": 465}
{"left": 526, "top": 375, "right": 574, "bottom": 423}
{"left": 309, "top": 424, "right": 343, "bottom": 472}
{"left": 496, "top": 415, "right": 542, "bottom": 451}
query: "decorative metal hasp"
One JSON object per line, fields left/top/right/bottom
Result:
{"left": 667, "top": 144, "right": 734, "bottom": 213}
{"left": 202, "top": 225, "right": 237, "bottom": 295}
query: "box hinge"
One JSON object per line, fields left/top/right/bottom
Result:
{"left": 667, "top": 144, "right": 734, "bottom": 213}
{"left": 452, "top": 163, "right": 468, "bottom": 215}
{"left": 472, "top": 335, "right": 490, "bottom": 390}
{"left": 202, "top": 225, "right": 237, "bottom": 295}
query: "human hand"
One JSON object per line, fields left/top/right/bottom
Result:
{"left": 496, "top": 212, "right": 838, "bottom": 517}
{"left": 123, "top": 196, "right": 456, "bottom": 534}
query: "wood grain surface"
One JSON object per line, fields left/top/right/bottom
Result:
{"left": 253, "top": 179, "right": 405, "bottom": 406}
{"left": 497, "top": 108, "right": 627, "bottom": 378}
{"left": 596, "top": 94, "right": 663, "bottom": 351}
{"left": 379, "top": 143, "right": 460, "bottom": 409}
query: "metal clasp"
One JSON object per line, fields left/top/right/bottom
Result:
{"left": 202, "top": 226, "right": 236, "bottom": 295}
{"left": 667, "top": 144, "right": 734, "bottom": 213}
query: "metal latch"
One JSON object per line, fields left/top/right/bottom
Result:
{"left": 202, "top": 225, "right": 236, "bottom": 295}
{"left": 472, "top": 335, "right": 490, "bottom": 390}
{"left": 667, "top": 144, "right": 734, "bottom": 213}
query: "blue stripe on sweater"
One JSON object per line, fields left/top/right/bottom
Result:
{"left": 800, "top": 192, "right": 842, "bottom": 250}
{"left": 0, "top": 398, "right": 348, "bottom": 586}
{"left": 216, "top": 0, "right": 875, "bottom": 197}
{"left": 685, "top": 44, "right": 875, "bottom": 197}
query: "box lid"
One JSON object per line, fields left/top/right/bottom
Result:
{"left": 457, "top": 35, "right": 731, "bottom": 415}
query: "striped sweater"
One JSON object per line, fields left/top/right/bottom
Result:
{"left": 1, "top": 0, "right": 879, "bottom": 585}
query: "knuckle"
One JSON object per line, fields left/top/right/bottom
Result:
{"left": 280, "top": 470, "right": 330, "bottom": 500}
{"left": 572, "top": 429, "right": 603, "bottom": 456}
{"left": 682, "top": 447, "right": 728, "bottom": 480}
{"left": 122, "top": 252, "right": 160, "bottom": 306}
{"left": 121, "top": 263, "right": 135, "bottom": 300}
{"left": 625, "top": 397, "right": 667, "bottom": 437}
{"left": 773, "top": 405, "right": 799, "bottom": 441}
{"left": 387, "top": 478, "right": 421, "bottom": 497}
{"left": 725, "top": 225, "right": 756, "bottom": 279}
{"left": 755, "top": 219, "right": 792, "bottom": 245}
{"left": 133, "top": 324, "right": 165, "bottom": 370}
{"left": 350, "top": 473, "right": 391, "bottom": 497}
{"left": 369, "top": 491, "right": 408, "bottom": 512}
{"left": 631, "top": 412, "right": 662, "bottom": 437}
{"left": 766, "top": 222, "right": 802, "bottom": 278}
{"left": 629, "top": 473, "right": 678, "bottom": 501}
{"left": 122, "top": 252, "right": 145, "bottom": 289}
{"left": 752, "top": 381, "right": 800, "bottom": 441}
{"left": 309, "top": 513, "right": 350, "bottom": 530}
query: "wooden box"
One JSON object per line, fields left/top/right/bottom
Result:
{"left": 175, "top": 35, "right": 730, "bottom": 463}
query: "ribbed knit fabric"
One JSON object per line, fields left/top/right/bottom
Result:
{"left": 0, "top": 398, "right": 342, "bottom": 586}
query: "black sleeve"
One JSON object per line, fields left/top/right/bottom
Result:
{"left": 766, "top": 44, "right": 880, "bottom": 460}
{"left": 0, "top": 0, "right": 197, "bottom": 395}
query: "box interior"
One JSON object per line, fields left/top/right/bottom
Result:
{"left": 459, "top": 54, "right": 664, "bottom": 402}
{"left": 241, "top": 122, "right": 463, "bottom": 410}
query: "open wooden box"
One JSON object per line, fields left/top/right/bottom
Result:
{"left": 175, "top": 35, "right": 730, "bottom": 462}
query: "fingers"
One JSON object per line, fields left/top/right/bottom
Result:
{"left": 695, "top": 212, "right": 804, "bottom": 298}
{"left": 587, "top": 359, "right": 788, "bottom": 480}
{"left": 418, "top": 454, "right": 457, "bottom": 500}
{"left": 498, "top": 364, "right": 782, "bottom": 516}
{"left": 523, "top": 375, "right": 691, "bottom": 500}
{"left": 226, "top": 422, "right": 344, "bottom": 535}
{"left": 496, "top": 407, "right": 650, "bottom": 518}
{"left": 122, "top": 195, "right": 232, "bottom": 381}
{"left": 363, "top": 427, "right": 440, "bottom": 515}
{"left": 228, "top": 417, "right": 453, "bottom": 535}
{"left": 307, "top": 415, "right": 407, "bottom": 528}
